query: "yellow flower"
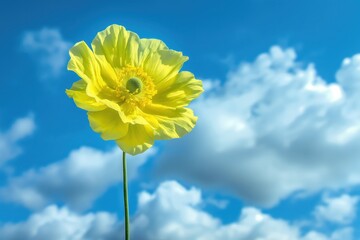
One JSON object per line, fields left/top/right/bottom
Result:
{"left": 66, "top": 24, "right": 203, "bottom": 155}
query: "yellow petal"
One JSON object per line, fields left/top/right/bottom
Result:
{"left": 67, "top": 24, "right": 203, "bottom": 155}
{"left": 67, "top": 41, "right": 107, "bottom": 96}
{"left": 143, "top": 104, "right": 197, "bottom": 140}
{"left": 66, "top": 80, "right": 107, "bottom": 111}
{"left": 153, "top": 71, "right": 203, "bottom": 107}
{"left": 140, "top": 38, "right": 167, "bottom": 51}
{"left": 94, "top": 56, "right": 118, "bottom": 89}
{"left": 138, "top": 38, "right": 168, "bottom": 62}
{"left": 116, "top": 124, "right": 154, "bottom": 155}
{"left": 88, "top": 108, "right": 128, "bottom": 140}
{"left": 93, "top": 96, "right": 149, "bottom": 125}
{"left": 137, "top": 108, "right": 160, "bottom": 129}
{"left": 91, "top": 24, "right": 141, "bottom": 69}
{"left": 141, "top": 47, "right": 188, "bottom": 87}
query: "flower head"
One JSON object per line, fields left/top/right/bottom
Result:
{"left": 66, "top": 24, "right": 203, "bottom": 155}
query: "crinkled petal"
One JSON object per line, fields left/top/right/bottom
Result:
{"left": 88, "top": 108, "right": 129, "bottom": 140}
{"left": 91, "top": 24, "right": 141, "bottom": 69}
{"left": 67, "top": 24, "right": 203, "bottom": 156}
{"left": 94, "top": 57, "right": 118, "bottom": 89}
{"left": 93, "top": 97, "right": 149, "bottom": 125}
{"left": 67, "top": 41, "right": 106, "bottom": 96}
{"left": 141, "top": 48, "right": 188, "bottom": 88}
{"left": 143, "top": 104, "right": 197, "bottom": 140}
{"left": 153, "top": 71, "right": 203, "bottom": 107}
{"left": 87, "top": 86, "right": 148, "bottom": 125}
{"left": 138, "top": 38, "right": 168, "bottom": 61}
{"left": 140, "top": 38, "right": 167, "bottom": 49}
{"left": 116, "top": 124, "right": 154, "bottom": 155}
{"left": 66, "top": 80, "right": 107, "bottom": 111}
{"left": 137, "top": 108, "right": 160, "bottom": 129}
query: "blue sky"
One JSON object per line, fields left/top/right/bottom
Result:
{"left": 1, "top": 0, "right": 360, "bottom": 239}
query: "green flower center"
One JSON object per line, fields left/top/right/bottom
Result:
{"left": 115, "top": 65, "right": 157, "bottom": 114}
{"left": 126, "top": 77, "right": 142, "bottom": 95}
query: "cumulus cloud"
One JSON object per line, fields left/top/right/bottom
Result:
{"left": 0, "top": 181, "right": 351, "bottom": 240}
{"left": 205, "top": 197, "right": 229, "bottom": 209}
{"left": 202, "top": 78, "right": 221, "bottom": 92}
{"left": 132, "top": 181, "right": 352, "bottom": 240}
{"left": 0, "top": 205, "right": 119, "bottom": 240}
{"left": 314, "top": 194, "right": 359, "bottom": 225}
{"left": 0, "top": 146, "right": 155, "bottom": 210}
{"left": 156, "top": 46, "right": 360, "bottom": 207}
{"left": 0, "top": 114, "right": 35, "bottom": 165}
{"left": 22, "top": 28, "right": 71, "bottom": 79}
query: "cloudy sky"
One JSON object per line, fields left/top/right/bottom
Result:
{"left": 1, "top": 0, "right": 360, "bottom": 239}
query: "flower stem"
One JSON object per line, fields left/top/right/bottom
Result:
{"left": 122, "top": 151, "right": 130, "bottom": 240}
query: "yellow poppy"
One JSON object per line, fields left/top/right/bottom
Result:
{"left": 66, "top": 24, "right": 203, "bottom": 155}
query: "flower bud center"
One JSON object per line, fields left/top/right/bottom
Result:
{"left": 126, "top": 77, "right": 142, "bottom": 94}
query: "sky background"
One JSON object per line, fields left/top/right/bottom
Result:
{"left": 1, "top": 0, "right": 360, "bottom": 239}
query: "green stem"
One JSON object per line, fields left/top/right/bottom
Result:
{"left": 122, "top": 151, "right": 130, "bottom": 240}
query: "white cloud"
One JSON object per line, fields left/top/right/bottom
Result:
{"left": 205, "top": 197, "right": 229, "bottom": 209}
{"left": 202, "top": 78, "right": 221, "bottom": 92}
{"left": 0, "top": 181, "right": 352, "bottom": 240}
{"left": 156, "top": 46, "right": 360, "bottom": 207}
{"left": 0, "top": 114, "right": 35, "bottom": 165}
{"left": 0, "top": 205, "right": 119, "bottom": 240}
{"left": 302, "top": 228, "right": 353, "bottom": 240}
{"left": 0, "top": 146, "right": 155, "bottom": 210}
{"left": 314, "top": 194, "right": 359, "bottom": 225}
{"left": 22, "top": 28, "right": 71, "bottom": 79}
{"left": 131, "top": 181, "right": 351, "bottom": 240}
